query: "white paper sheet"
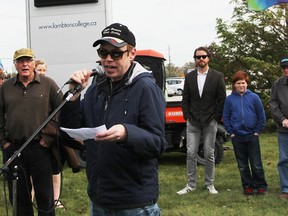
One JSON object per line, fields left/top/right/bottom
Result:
{"left": 60, "top": 125, "right": 107, "bottom": 141}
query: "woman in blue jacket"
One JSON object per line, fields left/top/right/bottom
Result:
{"left": 223, "top": 70, "right": 267, "bottom": 196}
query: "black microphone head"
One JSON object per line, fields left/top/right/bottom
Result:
{"left": 91, "top": 65, "right": 105, "bottom": 77}
{"left": 64, "top": 65, "right": 105, "bottom": 85}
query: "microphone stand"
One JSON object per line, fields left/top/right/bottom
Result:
{"left": 0, "top": 84, "right": 82, "bottom": 215}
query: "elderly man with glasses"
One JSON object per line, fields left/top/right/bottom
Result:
{"left": 0, "top": 48, "right": 63, "bottom": 216}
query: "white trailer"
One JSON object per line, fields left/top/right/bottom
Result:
{"left": 26, "top": 0, "right": 112, "bottom": 90}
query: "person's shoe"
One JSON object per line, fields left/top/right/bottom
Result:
{"left": 207, "top": 185, "right": 218, "bottom": 194}
{"left": 176, "top": 185, "right": 196, "bottom": 195}
{"left": 55, "top": 199, "right": 65, "bottom": 209}
{"left": 243, "top": 187, "right": 254, "bottom": 195}
{"left": 256, "top": 188, "right": 266, "bottom": 195}
{"left": 279, "top": 192, "right": 288, "bottom": 199}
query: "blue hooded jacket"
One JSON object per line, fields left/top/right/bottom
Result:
{"left": 223, "top": 89, "right": 266, "bottom": 136}
{"left": 60, "top": 61, "right": 166, "bottom": 208}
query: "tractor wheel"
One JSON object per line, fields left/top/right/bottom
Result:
{"left": 197, "top": 139, "right": 224, "bottom": 165}
{"left": 75, "top": 148, "right": 87, "bottom": 168}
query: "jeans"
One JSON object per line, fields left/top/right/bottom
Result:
{"left": 90, "top": 202, "right": 161, "bottom": 216}
{"left": 278, "top": 132, "right": 288, "bottom": 192}
{"left": 186, "top": 119, "right": 217, "bottom": 187}
{"left": 231, "top": 134, "right": 267, "bottom": 189}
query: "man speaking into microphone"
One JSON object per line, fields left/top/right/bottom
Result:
{"left": 60, "top": 23, "right": 167, "bottom": 216}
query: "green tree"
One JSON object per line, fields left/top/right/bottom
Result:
{"left": 165, "top": 63, "right": 183, "bottom": 78}
{"left": 208, "top": 0, "right": 288, "bottom": 123}
{"left": 181, "top": 62, "right": 196, "bottom": 76}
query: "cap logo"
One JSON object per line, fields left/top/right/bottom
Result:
{"left": 103, "top": 27, "right": 122, "bottom": 37}
{"left": 92, "top": 23, "right": 136, "bottom": 48}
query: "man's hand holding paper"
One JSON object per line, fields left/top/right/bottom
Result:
{"left": 60, "top": 125, "right": 107, "bottom": 141}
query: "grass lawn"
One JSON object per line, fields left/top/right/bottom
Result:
{"left": 1, "top": 132, "right": 287, "bottom": 216}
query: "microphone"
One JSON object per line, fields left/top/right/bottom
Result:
{"left": 65, "top": 65, "right": 105, "bottom": 85}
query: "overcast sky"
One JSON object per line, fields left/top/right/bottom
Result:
{"left": 0, "top": 0, "right": 235, "bottom": 72}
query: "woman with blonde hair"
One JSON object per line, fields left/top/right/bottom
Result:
{"left": 34, "top": 59, "right": 47, "bottom": 76}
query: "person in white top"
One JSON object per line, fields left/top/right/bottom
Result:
{"left": 177, "top": 46, "right": 226, "bottom": 195}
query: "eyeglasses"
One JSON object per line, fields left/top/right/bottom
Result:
{"left": 15, "top": 57, "right": 34, "bottom": 64}
{"left": 194, "top": 55, "right": 208, "bottom": 60}
{"left": 281, "top": 65, "right": 288, "bottom": 69}
{"left": 97, "top": 49, "right": 129, "bottom": 60}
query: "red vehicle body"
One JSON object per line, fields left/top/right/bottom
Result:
{"left": 166, "top": 106, "right": 186, "bottom": 123}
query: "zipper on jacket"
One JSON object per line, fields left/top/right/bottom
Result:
{"left": 103, "top": 95, "right": 110, "bottom": 121}
{"left": 102, "top": 80, "right": 113, "bottom": 121}
{"left": 241, "top": 95, "right": 245, "bottom": 125}
{"left": 104, "top": 96, "right": 109, "bottom": 112}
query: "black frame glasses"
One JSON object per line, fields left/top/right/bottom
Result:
{"left": 194, "top": 55, "right": 208, "bottom": 60}
{"left": 97, "top": 49, "right": 129, "bottom": 60}
{"left": 15, "top": 57, "right": 34, "bottom": 64}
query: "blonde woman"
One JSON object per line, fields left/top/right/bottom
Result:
{"left": 34, "top": 59, "right": 47, "bottom": 76}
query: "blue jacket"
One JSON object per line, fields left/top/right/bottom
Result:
{"left": 223, "top": 89, "right": 266, "bottom": 136}
{"left": 60, "top": 62, "right": 167, "bottom": 208}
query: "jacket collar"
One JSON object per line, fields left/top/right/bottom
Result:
{"left": 97, "top": 61, "right": 153, "bottom": 96}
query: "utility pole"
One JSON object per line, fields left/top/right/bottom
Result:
{"left": 168, "top": 45, "right": 171, "bottom": 77}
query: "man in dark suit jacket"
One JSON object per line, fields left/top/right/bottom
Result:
{"left": 177, "top": 46, "right": 226, "bottom": 195}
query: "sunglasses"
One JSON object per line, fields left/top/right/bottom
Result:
{"left": 97, "top": 49, "right": 129, "bottom": 60}
{"left": 194, "top": 55, "right": 208, "bottom": 60}
{"left": 281, "top": 65, "right": 288, "bottom": 69}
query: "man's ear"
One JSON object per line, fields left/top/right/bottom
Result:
{"left": 130, "top": 47, "right": 137, "bottom": 61}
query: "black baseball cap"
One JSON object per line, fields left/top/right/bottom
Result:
{"left": 93, "top": 23, "right": 136, "bottom": 48}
